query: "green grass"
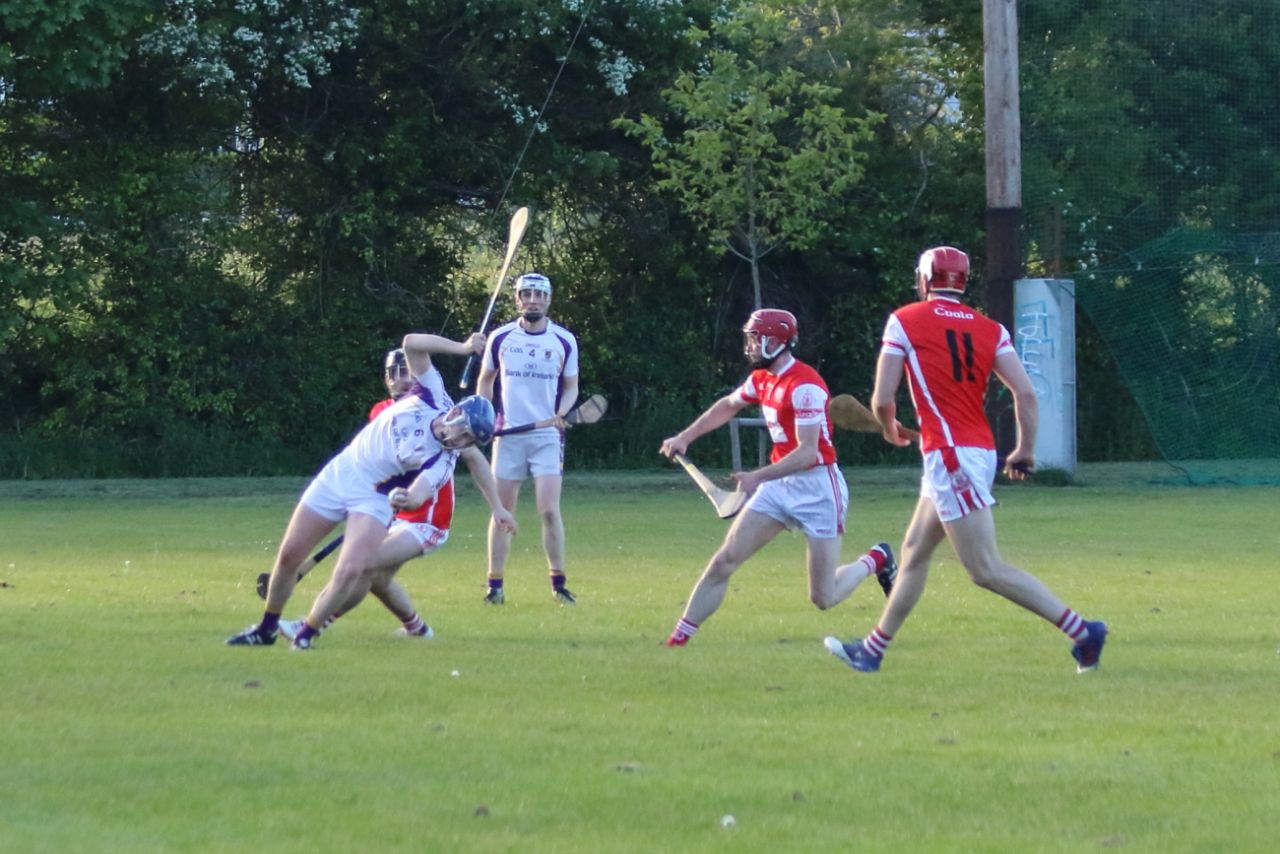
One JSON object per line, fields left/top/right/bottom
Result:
{"left": 1, "top": 465, "right": 1277, "bottom": 853}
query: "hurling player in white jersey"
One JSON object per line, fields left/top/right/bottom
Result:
{"left": 270, "top": 334, "right": 504, "bottom": 643}
{"left": 658, "top": 309, "right": 901, "bottom": 649}
{"left": 227, "top": 342, "right": 517, "bottom": 650}
{"left": 477, "top": 271, "right": 581, "bottom": 605}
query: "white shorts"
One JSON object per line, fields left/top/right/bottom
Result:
{"left": 920, "top": 447, "right": 998, "bottom": 523}
{"left": 300, "top": 455, "right": 394, "bottom": 526}
{"left": 389, "top": 519, "right": 450, "bottom": 555}
{"left": 746, "top": 464, "right": 848, "bottom": 539}
{"left": 492, "top": 429, "right": 563, "bottom": 480}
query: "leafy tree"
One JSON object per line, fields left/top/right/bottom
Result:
{"left": 617, "top": 4, "right": 879, "bottom": 309}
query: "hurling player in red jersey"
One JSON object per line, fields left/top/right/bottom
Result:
{"left": 824, "top": 247, "right": 1107, "bottom": 674}
{"left": 659, "top": 309, "right": 900, "bottom": 648}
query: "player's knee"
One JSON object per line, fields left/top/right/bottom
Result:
{"left": 332, "top": 560, "right": 376, "bottom": 587}
{"left": 810, "top": 590, "right": 839, "bottom": 610}
{"left": 276, "top": 543, "right": 310, "bottom": 570}
{"left": 965, "top": 561, "right": 1002, "bottom": 590}
{"left": 706, "top": 550, "right": 740, "bottom": 579}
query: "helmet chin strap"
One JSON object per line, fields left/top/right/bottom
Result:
{"left": 748, "top": 342, "right": 787, "bottom": 369}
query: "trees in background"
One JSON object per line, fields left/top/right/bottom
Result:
{"left": 2, "top": 1, "right": 1274, "bottom": 475}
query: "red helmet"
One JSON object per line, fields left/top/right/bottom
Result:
{"left": 916, "top": 246, "right": 969, "bottom": 294}
{"left": 743, "top": 308, "right": 798, "bottom": 361}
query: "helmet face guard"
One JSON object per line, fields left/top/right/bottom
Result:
{"left": 385, "top": 348, "right": 409, "bottom": 379}
{"left": 384, "top": 348, "right": 413, "bottom": 398}
{"left": 514, "top": 272, "right": 552, "bottom": 321}
{"left": 743, "top": 308, "right": 799, "bottom": 366}
{"left": 442, "top": 395, "right": 496, "bottom": 447}
{"left": 917, "top": 246, "right": 970, "bottom": 295}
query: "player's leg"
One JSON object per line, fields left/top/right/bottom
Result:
{"left": 263, "top": 503, "right": 338, "bottom": 613}
{"left": 879, "top": 496, "right": 946, "bottom": 634}
{"left": 665, "top": 510, "right": 784, "bottom": 646}
{"left": 943, "top": 508, "right": 1106, "bottom": 670}
{"left": 484, "top": 477, "right": 522, "bottom": 603}
{"left": 812, "top": 536, "right": 899, "bottom": 609}
{"left": 289, "top": 512, "right": 395, "bottom": 648}
{"left": 798, "top": 465, "right": 897, "bottom": 607}
{"left": 945, "top": 508, "right": 1069, "bottom": 619}
{"left": 368, "top": 525, "right": 444, "bottom": 637}
{"left": 532, "top": 472, "right": 572, "bottom": 602}
{"left": 227, "top": 500, "right": 338, "bottom": 646}
{"left": 824, "top": 495, "right": 945, "bottom": 670}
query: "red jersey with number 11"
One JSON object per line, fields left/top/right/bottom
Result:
{"left": 881, "top": 297, "right": 1014, "bottom": 453}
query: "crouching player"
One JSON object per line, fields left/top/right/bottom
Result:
{"left": 227, "top": 345, "right": 516, "bottom": 650}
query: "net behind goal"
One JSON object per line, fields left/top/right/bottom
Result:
{"left": 1073, "top": 229, "right": 1280, "bottom": 484}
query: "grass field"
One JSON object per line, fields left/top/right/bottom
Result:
{"left": 2, "top": 465, "right": 1278, "bottom": 853}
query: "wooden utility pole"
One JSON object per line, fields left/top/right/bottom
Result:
{"left": 983, "top": 0, "right": 1022, "bottom": 452}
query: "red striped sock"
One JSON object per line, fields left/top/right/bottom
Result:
{"left": 864, "top": 626, "right": 893, "bottom": 657}
{"left": 1055, "top": 608, "right": 1086, "bottom": 641}
{"left": 666, "top": 617, "right": 699, "bottom": 646}
{"left": 402, "top": 613, "right": 427, "bottom": 635}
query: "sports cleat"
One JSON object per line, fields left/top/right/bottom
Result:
{"left": 290, "top": 635, "right": 313, "bottom": 651}
{"left": 483, "top": 587, "right": 505, "bottom": 605}
{"left": 277, "top": 618, "right": 307, "bottom": 642}
{"left": 823, "top": 636, "right": 882, "bottom": 672}
{"left": 664, "top": 634, "right": 689, "bottom": 647}
{"left": 873, "top": 543, "right": 898, "bottom": 597}
{"left": 397, "top": 624, "right": 435, "bottom": 639}
{"left": 1071, "top": 620, "right": 1109, "bottom": 673}
{"left": 226, "top": 624, "right": 276, "bottom": 647}
{"left": 256, "top": 572, "right": 270, "bottom": 600}
{"left": 553, "top": 586, "right": 577, "bottom": 605}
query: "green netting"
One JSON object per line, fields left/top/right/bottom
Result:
{"left": 1073, "top": 233, "right": 1280, "bottom": 484}
{"left": 1018, "top": 1, "right": 1280, "bottom": 483}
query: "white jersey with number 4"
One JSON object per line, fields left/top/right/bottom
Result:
{"left": 482, "top": 320, "right": 579, "bottom": 427}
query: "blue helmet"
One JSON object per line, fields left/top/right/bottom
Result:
{"left": 446, "top": 395, "right": 496, "bottom": 445}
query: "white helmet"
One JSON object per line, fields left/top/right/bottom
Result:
{"left": 513, "top": 272, "right": 552, "bottom": 295}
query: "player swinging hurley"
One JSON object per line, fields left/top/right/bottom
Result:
{"left": 658, "top": 308, "right": 902, "bottom": 648}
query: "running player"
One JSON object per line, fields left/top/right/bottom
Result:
{"left": 659, "top": 308, "right": 900, "bottom": 648}
{"left": 477, "top": 272, "right": 581, "bottom": 605}
{"left": 824, "top": 246, "right": 1108, "bottom": 673}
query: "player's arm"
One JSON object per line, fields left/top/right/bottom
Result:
{"left": 459, "top": 446, "right": 517, "bottom": 533}
{"left": 993, "top": 350, "right": 1038, "bottom": 479}
{"left": 871, "top": 349, "right": 912, "bottom": 447}
{"left": 558, "top": 373, "right": 583, "bottom": 427}
{"left": 476, "top": 339, "right": 498, "bottom": 402}
{"left": 392, "top": 465, "right": 448, "bottom": 512}
{"left": 659, "top": 393, "right": 746, "bottom": 458}
{"left": 403, "top": 332, "right": 485, "bottom": 376}
{"left": 733, "top": 420, "right": 822, "bottom": 495}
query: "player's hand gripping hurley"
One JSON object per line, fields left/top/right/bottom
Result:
{"left": 459, "top": 206, "right": 531, "bottom": 390}
{"left": 828, "top": 393, "right": 920, "bottom": 444}
{"left": 494, "top": 394, "right": 608, "bottom": 437}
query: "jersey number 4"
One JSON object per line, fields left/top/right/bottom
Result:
{"left": 945, "top": 329, "right": 976, "bottom": 383}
